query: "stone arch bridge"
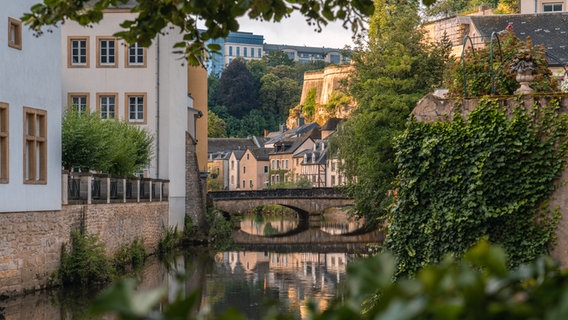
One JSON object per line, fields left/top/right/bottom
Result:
{"left": 208, "top": 188, "right": 354, "bottom": 215}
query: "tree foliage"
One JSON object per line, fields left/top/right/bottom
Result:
{"left": 333, "top": 0, "right": 451, "bottom": 224}
{"left": 207, "top": 110, "right": 227, "bottom": 138}
{"left": 62, "top": 109, "right": 153, "bottom": 176}
{"left": 23, "top": 0, "right": 375, "bottom": 65}
{"left": 389, "top": 99, "right": 568, "bottom": 276}
{"left": 214, "top": 58, "right": 258, "bottom": 117}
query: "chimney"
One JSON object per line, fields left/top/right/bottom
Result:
{"left": 298, "top": 117, "right": 305, "bottom": 127}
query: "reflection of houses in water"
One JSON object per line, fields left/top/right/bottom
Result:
{"left": 239, "top": 214, "right": 298, "bottom": 236}
{"left": 215, "top": 251, "right": 351, "bottom": 317}
{"left": 320, "top": 221, "right": 364, "bottom": 235}
{"left": 221, "top": 251, "right": 270, "bottom": 273}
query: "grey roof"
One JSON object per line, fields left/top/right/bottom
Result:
{"left": 469, "top": 13, "right": 568, "bottom": 67}
{"left": 249, "top": 148, "right": 272, "bottom": 161}
{"left": 270, "top": 136, "right": 312, "bottom": 155}
{"left": 264, "top": 122, "right": 320, "bottom": 146}
{"left": 232, "top": 150, "right": 246, "bottom": 160}
{"left": 208, "top": 138, "right": 260, "bottom": 153}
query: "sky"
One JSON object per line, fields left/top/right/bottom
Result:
{"left": 236, "top": 11, "right": 360, "bottom": 49}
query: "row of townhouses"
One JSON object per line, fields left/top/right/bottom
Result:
{"left": 208, "top": 118, "right": 347, "bottom": 191}
{"left": 1, "top": 1, "right": 208, "bottom": 227}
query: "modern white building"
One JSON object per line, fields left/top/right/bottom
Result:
{"left": 0, "top": 0, "right": 62, "bottom": 212}
{"left": 61, "top": 6, "right": 189, "bottom": 226}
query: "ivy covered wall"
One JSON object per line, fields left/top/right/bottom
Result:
{"left": 390, "top": 96, "right": 568, "bottom": 276}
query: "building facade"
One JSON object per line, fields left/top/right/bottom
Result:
{"left": 204, "top": 31, "right": 349, "bottom": 75}
{"left": 60, "top": 7, "right": 194, "bottom": 226}
{"left": 1, "top": 0, "right": 62, "bottom": 212}
{"left": 520, "top": 0, "right": 568, "bottom": 13}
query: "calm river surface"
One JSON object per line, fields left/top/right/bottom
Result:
{"left": 0, "top": 210, "right": 374, "bottom": 319}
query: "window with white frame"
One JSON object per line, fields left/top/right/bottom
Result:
{"left": 23, "top": 107, "right": 47, "bottom": 184}
{"left": 68, "top": 93, "right": 89, "bottom": 113}
{"left": 236, "top": 47, "right": 240, "bottom": 56}
{"left": 244, "top": 47, "right": 247, "bottom": 57}
{"left": 69, "top": 37, "right": 89, "bottom": 67}
{"left": 97, "top": 93, "right": 117, "bottom": 119}
{"left": 97, "top": 37, "right": 117, "bottom": 67}
{"left": 8, "top": 18, "right": 22, "bottom": 50}
{"left": 0, "top": 102, "right": 8, "bottom": 183}
{"left": 229, "top": 46, "right": 233, "bottom": 56}
{"left": 543, "top": 3, "right": 563, "bottom": 11}
{"left": 126, "top": 43, "right": 145, "bottom": 67}
{"left": 126, "top": 93, "right": 146, "bottom": 123}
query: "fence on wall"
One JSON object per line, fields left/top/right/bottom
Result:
{"left": 62, "top": 171, "right": 169, "bottom": 205}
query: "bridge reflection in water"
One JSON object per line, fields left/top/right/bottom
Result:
{"left": 233, "top": 207, "right": 383, "bottom": 248}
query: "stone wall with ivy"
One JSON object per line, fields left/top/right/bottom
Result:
{"left": 403, "top": 94, "right": 568, "bottom": 273}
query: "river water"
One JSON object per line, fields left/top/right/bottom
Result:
{"left": 0, "top": 209, "right": 375, "bottom": 319}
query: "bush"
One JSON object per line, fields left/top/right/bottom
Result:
{"left": 62, "top": 108, "right": 153, "bottom": 176}
{"left": 157, "top": 226, "right": 181, "bottom": 257}
{"left": 58, "top": 230, "right": 113, "bottom": 287}
{"left": 112, "top": 238, "right": 146, "bottom": 272}
{"left": 207, "top": 209, "right": 234, "bottom": 251}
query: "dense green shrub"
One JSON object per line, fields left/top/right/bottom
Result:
{"left": 388, "top": 98, "right": 568, "bottom": 276}
{"left": 62, "top": 109, "right": 153, "bottom": 176}
{"left": 157, "top": 226, "right": 181, "bottom": 257}
{"left": 112, "top": 239, "right": 146, "bottom": 272}
{"left": 58, "top": 230, "right": 113, "bottom": 287}
{"left": 207, "top": 209, "right": 234, "bottom": 251}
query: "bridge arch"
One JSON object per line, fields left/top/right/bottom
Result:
{"left": 208, "top": 188, "right": 354, "bottom": 215}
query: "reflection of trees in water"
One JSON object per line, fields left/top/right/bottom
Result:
{"left": 240, "top": 208, "right": 299, "bottom": 236}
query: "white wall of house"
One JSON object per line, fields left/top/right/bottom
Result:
{"left": 0, "top": 0, "right": 62, "bottom": 212}
{"left": 520, "top": 0, "right": 567, "bottom": 13}
{"left": 61, "top": 11, "right": 188, "bottom": 226}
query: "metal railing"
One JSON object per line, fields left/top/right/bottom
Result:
{"left": 62, "top": 171, "right": 169, "bottom": 205}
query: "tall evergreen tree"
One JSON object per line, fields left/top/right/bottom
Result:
{"left": 214, "top": 58, "right": 258, "bottom": 117}
{"left": 332, "top": 0, "right": 451, "bottom": 224}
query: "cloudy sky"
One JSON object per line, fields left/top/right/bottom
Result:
{"left": 236, "top": 11, "right": 361, "bottom": 49}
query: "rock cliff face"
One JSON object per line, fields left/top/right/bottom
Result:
{"left": 286, "top": 64, "right": 356, "bottom": 128}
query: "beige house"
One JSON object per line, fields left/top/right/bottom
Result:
{"left": 269, "top": 137, "right": 315, "bottom": 185}
{"left": 239, "top": 148, "right": 271, "bottom": 190}
{"left": 228, "top": 150, "right": 246, "bottom": 190}
{"left": 208, "top": 137, "right": 261, "bottom": 190}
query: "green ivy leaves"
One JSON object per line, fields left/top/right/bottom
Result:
{"left": 388, "top": 98, "right": 568, "bottom": 276}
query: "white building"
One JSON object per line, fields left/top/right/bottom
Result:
{"left": 0, "top": 0, "right": 62, "bottom": 212}
{"left": 520, "top": 0, "right": 567, "bottom": 13}
{"left": 61, "top": 6, "right": 189, "bottom": 226}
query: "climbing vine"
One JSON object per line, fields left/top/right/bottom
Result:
{"left": 387, "top": 98, "right": 568, "bottom": 276}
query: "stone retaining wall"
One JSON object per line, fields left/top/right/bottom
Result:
{"left": 0, "top": 202, "right": 167, "bottom": 296}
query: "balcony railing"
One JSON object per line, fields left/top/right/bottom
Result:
{"left": 62, "top": 171, "right": 169, "bottom": 205}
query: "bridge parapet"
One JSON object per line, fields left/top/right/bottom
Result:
{"left": 209, "top": 188, "right": 351, "bottom": 200}
{"left": 209, "top": 188, "right": 353, "bottom": 215}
